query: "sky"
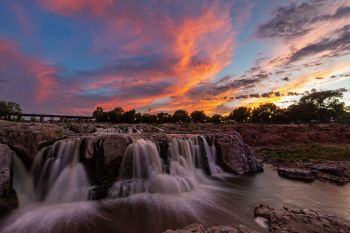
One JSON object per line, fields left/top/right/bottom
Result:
{"left": 0, "top": 0, "right": 349, "bottom": 116}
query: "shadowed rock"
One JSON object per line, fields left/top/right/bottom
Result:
{"left": 0, "top": 144, "right": 17, "bottom": 216}
{"left": 254, "top": 204, "right": 350, "bottom": 233}
{"left": 163, "top": 223, "right": 259, "bottom": 233}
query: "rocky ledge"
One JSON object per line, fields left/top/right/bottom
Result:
{"left": 277, "top": 161, "right": 350, "bottom": 185}
{"left": 163, "top": 223, "right": 259, "bottom": 233}
{"left": 0, "top": 144, "right": 17, "bottom": 216}
{"left": 254, "top": 204, "right": 350, "bottom": 233}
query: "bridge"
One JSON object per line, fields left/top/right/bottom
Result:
{"left": 19, "top": 113, "right": 93, "bottom": 122}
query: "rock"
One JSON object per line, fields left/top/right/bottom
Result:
{"left": 0, "top": 144, "right": 17, "bottom": 216}
{"left": 277, "top": 167, "right": 316, "bottom": 181}
{"left": 311, "top": 163, "right": 345, "bottom": 176}
{"left": 254, "top": 204, "right": 350, "bottom": 233}
{"left": 80, "top": 135, "right": 132, "bottom": 195}
{"left": 214, "top": 133, "right": 263, "bottom": 174}
{"left": 68, "top": 124, "right": 96, "bottom": 134}
{"left": 163, "top": 223, "right": 259, "bottom": 233}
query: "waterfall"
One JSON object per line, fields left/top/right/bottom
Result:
{"left": 95, "top": 127, "right": 142, "bottom": 134}
{"left": 13, "top": 139, "right": 89, "bottom": 206}
{"left": 12, "top": 155, "right": 34, "bottom": 206}
{"left": 201, "top": 136, "right": 223, "bottom": 175}
{"left": 109, "top": 136, "right": 222, "bottom": 198}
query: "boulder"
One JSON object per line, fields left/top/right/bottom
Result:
{"left": 0, "top": 144, "right": 17, "bottom": 216}
{"left": 277, "top": 167, "right": 316, "bottom": 181}
{"left": 213, "top": 133, "right": 263, "bottom": 174}
{"left": 311, "top": 163, "right": 345, "bottom": 176}
{"left": 80, "top": 135, "right": 131, "bottom": 184}
{"left": 68, "top": 124, "right": 96, "bottom": 134}
{"left": 254, "top": 204, "right": 350, "bottom": 233}
{"left": 163, "top": 223, "right": 259, "bottom": 233}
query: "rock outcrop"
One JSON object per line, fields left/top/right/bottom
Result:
{"left": 213, "top": 133, "right": 263, "bottom": 174}
{"left": 254, "top": 204, "right": 350, "bottom": 233}
{"left": 278, "top": 167, "right": 316, "bottom": 181}
{"left": 276, "top": 161, "right": 350, "bottom": 185}
{"left": 0, "top": 144, "right": 17, "bottom": 216}
{"left": 163, "top": 223, "right": 259, "bottom": 233}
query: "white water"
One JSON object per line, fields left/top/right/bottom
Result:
{"left": 13, "top": 139, "right": 89, "bottom": 206}
{"left": 109, "top": 136, "right": 222, "bottom": 198}
{"left": 201, "top": 136, "right": 223, "bottom": 175}
{"left": 95, "top": 127, "right": 142, "bottom": 134}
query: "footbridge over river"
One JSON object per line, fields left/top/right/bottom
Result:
{"left": 19, "top": 113, "right": 93, "bottom": 122}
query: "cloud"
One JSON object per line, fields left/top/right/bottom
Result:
{"left": 0, "top": 39, "right": 58, "bottom": 107}
{"left": 35, "top": 0, "right": 237, "bottom": 113}
{"left": 288, "top": 25, "right": 350, "bottom": 63}
{"left": 256, "top": 1, "right": 350, "bottom": 39}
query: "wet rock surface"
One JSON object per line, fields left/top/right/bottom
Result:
{"left": 0, "top": 144, "right": 17, "bottom": 216}
{"left": 254, "top": 204, "right": 350, "bottom": 233}
{"left": 163, "top": 223, "right": 259, "bottom": 233}
{"left": 276, "top": 161, "right": 350, "bottom": 185}
{"left": 213, "top": 133, "right": 263, "bottom": 174}
{"left": 277, "top": 167, "right": 316, "bottom": 181}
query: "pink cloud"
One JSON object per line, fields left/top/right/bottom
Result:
{"left": 0, "top": 39, "right": 58, "bottom": 105}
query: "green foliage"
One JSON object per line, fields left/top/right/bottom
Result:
{"left": 229, "top": 107, "right": 250, "bottom": 123}
{"left": 0, "top": 100, "right": 22, "bottom": 120}
{"left": 286, "top": 90, "right": 345, "bottom": 122}
{"left": 190, "top": 111, "right": 207, "bottom": 123}
{"left": 262, "top": 144, "right": 350, "bottom": 162}
{"left": 251, "top": 103, "right": 284, "bottom": 123}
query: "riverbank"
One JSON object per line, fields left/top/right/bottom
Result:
{"left": 0, "top": 121, "right": 349, "bottom": 232}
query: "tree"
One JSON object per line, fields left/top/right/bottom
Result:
{"left": 173, "top": 110, "right": 190, "bottom": 123}
{"left": 108, "top": 107, "right": 124, "bottom": 123}
{"left": 141, "top": 113, "right": 157, "bottom": 123}
{"left": 0, "top": 101, "right": 22, "bottom": 120}
{"left": 156, "top": 112, "right": 172, "bottom": 123}
{"left": 210, "top": 114, "right": 223, "bottom": 124}
{"left": 190, "top": 111, "right": 207, "bottom": 123}
{"left": 229, "top": 107, "right": 251, "bottom": 123}
{"left": 251, "top": 103, "right": 283, "bottom": 123}
{"left": 92, "top": 106, "right": 109, "bottom": 122}
{"left": 287, "top": 90, "right": 345, "bottom": 122}
{"left": 122, "top": 109, "right": 137, "bottom": 123}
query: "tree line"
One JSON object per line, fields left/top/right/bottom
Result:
{"left": 92, "top": 90, "right": 350, "bottom": 124}
{"left": 1, "top": 90, "right": 349, "bottom": 123}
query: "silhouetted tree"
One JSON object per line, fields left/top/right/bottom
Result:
{"left": 92, "top": 106, "right": 108, "bottom": 122}
{"left": 190, "top": 111, "right": 207, "bottom": 123}
{"left": 141, "top": 113, "right": 158, "bottom": 123}
{"left": 173, "top": 110, "right": 190, "bottom": 123}
{"left": 228, "top": 107, "right": 251, "bottom": 123}
{"left": 251, "top": 103, "right": 282, "bottom": 123}
{"left": 286, "top": 90, "right": 345, "bottom": 122}
{"left": 0, "top": 100, "right": 22, "bottom": 120}
{"left": 156, "top": 112, "right": 172, "bottom": 123}
{"left": 210, "top": 114, "right": 223, "bottom": 124}
{"left": 122, "top": 109, "right": 137, "bottom": 123}
{"left": 108, "top": 107, "right": 124, "bottom": 123}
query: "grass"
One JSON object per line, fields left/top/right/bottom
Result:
{"left": 261, "top": 144, "right": 350, "bottom": 162}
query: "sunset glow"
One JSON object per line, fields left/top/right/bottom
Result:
{"left": 0, "top": 0, "right": 349, "bottom": 115}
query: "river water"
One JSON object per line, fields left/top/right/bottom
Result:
{"left": 1, "top": 164, "right": 349, "bottom": 233}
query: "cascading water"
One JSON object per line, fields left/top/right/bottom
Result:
{"left": 109, "top": 136, "right": 222, "bottom": 198}
{"left": 13, "top": 139, "right": 89, "bottom": 206}
{"left": 95, "top": 127, "right": 142, "bottom": 134}
{"left": 201, "top": 136, "right": 223, "bottom": 175}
